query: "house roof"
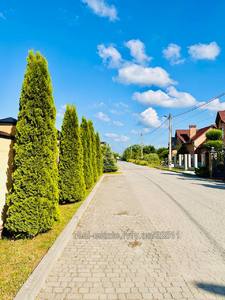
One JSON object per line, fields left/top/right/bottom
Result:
{"left": 0, "top": 131, "right": 15, "bottom": 140}
{"left": 216, "top": 111, "right": 225, "bottom": 125}
{"left": 176, "top": 130, "right": 190, "bottom": 143}
{"left": 0, "top": 117, "right": 17, "bottom": 125}
{"left": 190, "top": 125, "right": 215, "bottom": 142}
{"left": 175, "top": 125, "right": 215, "bottom": 144}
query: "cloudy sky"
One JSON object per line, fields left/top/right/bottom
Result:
{"left": 1, "top": 0, "right": 225, "bottom": 153}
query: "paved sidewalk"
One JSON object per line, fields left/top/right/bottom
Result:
{"left": 38, "top": 162, "right": 225, "bottom": 300}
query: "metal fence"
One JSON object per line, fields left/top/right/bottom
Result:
{"left": 211, "top": 150, "right": 225, "bottom": 179}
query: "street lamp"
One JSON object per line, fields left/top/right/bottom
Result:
{"left": 209, "top": 147, "right": 216, "bottom": 178}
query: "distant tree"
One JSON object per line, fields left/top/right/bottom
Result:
{"left": 80, "top": 117, "right": 94, "bottom": 189}
{"left": 157, "top": 147, "right": 169, "bottom": 159}
{"left": 59, "top": 105, "right": 85, "bottom": 203}
{"left": 88, "top": 121, "right": 98, "bottom": 182}
{"left": 113, "top": 152, "right": 120, "bottom": 160}
{"left": 102, "top": 144, "right": 118, "bottom": 172}
{"left": 122, "top": 147, "right": 132, "bottom": 161}
{"left": 143, "top": 145, "right": 156, "bottom": 154}
{"left": 143, "top": 153, "right": 160, "bottom": 165}
{"left": 122, "top": 144, "right": 142, "bottom": 161}
{"left": 5, "top": 51, "right": 59, "bottom": 237}
{"left": 95, "top": 132, "right": 103, "bottom": 177}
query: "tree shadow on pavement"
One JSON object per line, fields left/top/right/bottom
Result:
{"left": 160, "top": 171, "right": 225, "bottom": 190}
{"left": 195, "top": 282, "right": 225, "bottom": 297}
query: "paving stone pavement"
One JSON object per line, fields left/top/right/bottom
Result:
{"left": 38, "top": 162, "right": 225, "bottom": 300}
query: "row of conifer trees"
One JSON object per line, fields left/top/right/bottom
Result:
{"left": 4, "top": 51, "right": 103, "bottom": 238}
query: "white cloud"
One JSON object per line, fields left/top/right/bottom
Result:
{"left": 125, "top": 39, "right": 151, "bottom": 65}
{"left": 199, "top": 98, "right": 225, "bottom": 111}
{"left": 133, "top": 86, "right": 197, "bottom": 108}
{"left": 131, "top": 129, "right": 139, "bottom": 135}
{"left": 0, "top": 12, "right": 6, "bottom": 20}
{"left": 97, "top": 44, "right": 122, "bottom": 68}
{"left": 82, "top": 0, "right": 118, "bottom": 21}
{"left": 139, "top": 107, "right": 161, "bottom": 128}
{"left": 109, "top": 109, "right": 121, "bottom": 115}
{"left": 105, "top": 133, "right": 129, "bottom": 142}
{"left": 163, "top": 43, "right": 185, "bottom": 65}
{"left": 98, "top": 42, "right": 174, "bottom": 88}
{"left": 131, "top": 128, "right": 151, "bottom": 135}
{"left": 117, "top": 63, "right": 174, "bottom": 87}
{"left": 57, "top": 104, "right": 67, "bottom": 119}
{"left": 114, "top": 101, "right": 129, "bottom": 108}
{"left": 112, "top": 120, "right": 124, "bottom": 126}
{"left": 95, "top": 111, "right": 111, "bottom": 122}
{"left": 93, "top": 101, "right": 106, "bottom": 108}
{"left": 188, "top": 42, "right": 220, "bottom": 60}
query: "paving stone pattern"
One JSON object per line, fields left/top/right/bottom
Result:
{"left": 38, "top": 163, "right": 225, "bottom": 300}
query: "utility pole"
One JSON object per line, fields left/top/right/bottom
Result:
{"left": 168, "top": 113, "right": 172, "bottom": 169}
{"left": 140, "top": 132, "right": 144, "bottom": 159}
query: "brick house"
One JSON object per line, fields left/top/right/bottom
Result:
{"left": 173, "top": 124, "right": 216, "bottom": 155}
{"left": 215, "top": 110, "right": 225, "bottom": 144}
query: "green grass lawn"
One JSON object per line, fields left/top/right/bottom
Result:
{"left": 0, "top": 200, "right": 83, "bottom": 300}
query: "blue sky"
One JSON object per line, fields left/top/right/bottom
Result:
{"left": 1, "top": 0, "right": 225, "bottom": 153}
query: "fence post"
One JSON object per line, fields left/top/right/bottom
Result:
{"left": 194, "top": 154, "right": 198, "bottom": 169}
{"left": 178, "top": 154, "right": 182, "bottom": 167}
{"left": 184, "top": 154, "right": 188, "bottom": 170}
{"left": 188, "top": 154, "right": 192, "bottom": 169}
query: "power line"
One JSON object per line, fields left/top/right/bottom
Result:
{"left": 140, "top": 92, "right": 225, "bottom": 156}
{"left": 144, "top": 117, "right": 168, "bottom": 136}
{"left": 173, "top": 92, "right": 225, "bottom": 119}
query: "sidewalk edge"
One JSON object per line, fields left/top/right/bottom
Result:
{"left": 14, "top": 175, "right": 105, "bottom": 300}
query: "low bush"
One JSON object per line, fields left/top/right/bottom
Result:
{"left": 143, "top": 153, "right": 160, "bottom": 165}
{"left": 206, "top": 129, "right": 222, "bottom": 141}
{"left": 195, "top": 166, "right": 209, "bottom": 178}
{"left": 204, "top": 140, "right": 223, "bottom": 151}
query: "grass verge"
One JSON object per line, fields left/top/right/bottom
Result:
{"left": 0, "top": 200, "right": 83, "bottom": 300}
{"left": 155, "top": 166, "right": 187, "bottom": 173}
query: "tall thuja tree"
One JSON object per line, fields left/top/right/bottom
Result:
{"left": 59, "top": 105, "right": 85, "bottom": 203}
{"left": 5, "top": 51, "right": 59, "bottom": 237}
{"left": 88, "top": 121, "right": 98, "bottom": 182}
{"left": 95, "top": 132, "right": 103, "bottom": 177}
{"left": 80, "top": 117, "right": 94, "bottom": 189}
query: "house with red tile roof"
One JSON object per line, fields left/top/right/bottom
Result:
{"left": 173, "top": 124, "right": 216, "bottom": 156}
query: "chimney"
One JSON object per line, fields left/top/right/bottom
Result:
{"left": 189, "top": 125, "right": 197, "bottom": 139}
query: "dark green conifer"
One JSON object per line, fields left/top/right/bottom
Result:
{"left": 5, "top": 51, "right": 59, "bottom": 237}
{"left": 95, "top": 132, "right": 103, "bottom": 176}
{"left": 80, "top": 117, "right": 94, "bottom": 189}
{"left": 59, "top": 105, "right": 85, "bottom": 203}
{"left": 88, "top": 121, "right": 98, "bottom": 182}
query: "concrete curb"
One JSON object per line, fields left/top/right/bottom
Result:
{"left": 14, "top": 175, "right": 105, "bottom": 300}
